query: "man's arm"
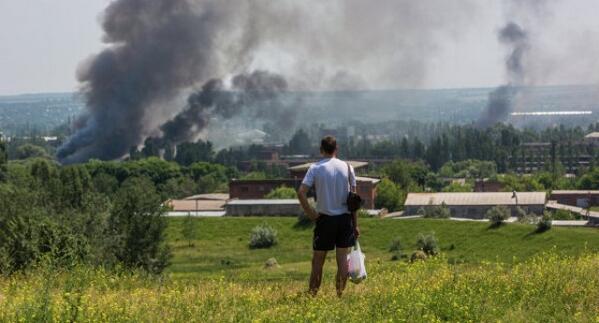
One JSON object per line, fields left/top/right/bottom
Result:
{"left": 298, "top": 184, "right": 319, "bottom": 221}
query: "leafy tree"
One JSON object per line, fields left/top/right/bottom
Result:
{"left": 287, "top": 129, "right": 312, "bottom": 155}
{"left": 158, "top": 176, "right": 197, "bottom": 199}
{"left": 181, "top": 213, "right": 197, "bottom": 247}
{"left": 128, "top": 157, "right": 182, "bottom": 186}
{"left": 265, "top": 186, "right": 297, "bottom": 199}
{"left": 438, "top": 160, "right": 497, "bottom": 179}
{"left": 0, "top": 136, "right": 6, "bottom": 181}
{"left": 577, "top": 167, "right": 599, "bottom": 189}
{"left": 15, "top": 144, "right": 49, "bottom": 160}
{"left": 375, "top": 178, "right": 403, "bottom": 211}
{"left": 381, "top": 160, "right": 429, "bottom": 190}
{"left": 175, "top": 141, "right": 214, "bottom": 166}
{"left": 187, "top": 161, "right": 233, "bottom": 182}
{"left": 59, "top": 165, "right": 92, "bottom": 209}
{"left": 108, "top": 177, "right": 171, "bottom": 273}
{"left": 442, "top": 182, "right": 473, "bottom": 192}
{"left": 92, "top": 173, "right": 120, "bottom": 197}
{"left": 241, "top": 171, "right": 268, "bottom": 180}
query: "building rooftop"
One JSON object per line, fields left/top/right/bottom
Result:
{"left": 404, "top": 192, "right": 547, "bottom": 206}
{"left": 551, "top": 190, "right": 599, "bottom": 195}
{"left": 183, "top": 193, "right": 229, "bottom": 201}
{"left": 585, "top": 132, "right": 599, "bottom": 139}
{"left": 166, "top": 199, "right": 226, "bottom": 211}
{"left": 226, "top": 199, "right": 300, "bottom": 206}
{"left": 355, "top": 176, "right": 381, "bottom": 184}
{"left": 288, "top": 160, "right": 369, "bottom": 172}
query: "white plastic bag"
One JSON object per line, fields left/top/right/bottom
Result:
{"left": 347, "top": 240, "right": 367, "bottom": 284}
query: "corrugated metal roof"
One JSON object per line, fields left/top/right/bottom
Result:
{"left": 166, "top": 199, "right": 226, "bottom": 211}
{"left": 288, "top": 160, "right": 368, "bottom": 172}
{"left": 226, "top": 199, "right": 300, "bottom": 205}
{"left": 183, "top": 193, "right": 229, "bottom": 201}
{"left": 551, "top": 190, "right": 599, "bottom": 195}
{"left": 404, "top": 192, "right": 546, "bottom": 206}
{"left": 355, "top": 176, "right": 380, "bottom": 184}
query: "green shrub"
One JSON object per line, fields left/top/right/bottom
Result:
{"left": 551, "top": 209, "right": 577, "bottom": 220}
{"left": 265, "top": 186, "right": 297, "bottom": 199}
{"left": 536, "top": 213, "right": 553, "bottom": 233}
{"left": 249, "top": 224, "right": 278, "bottom": 249}
{"left": 416, "top": 233, "right": 439, "bottom": 256}
{"left": 388, "top": 237, "right": 402, "bottom": 252}
{"left": 389, "top": 237, "right": 403, "bottom": 261}
{"left": 486, "top": 205, "right": 510, "bottom": 227}
{"left": 515, "top": 207, "right": 538, "bottom": 224}
{"left": 419, "top": 202, "right": 451, "bottom": 219}
{"left": 410, "top": 250, "right": 428, "bottom": 262}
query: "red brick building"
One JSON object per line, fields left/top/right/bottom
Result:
{"left": 229, "top": 161, "right": 380, "bottom": 209}
{"left": 229, "top": 179, "right": 302, "bottom": 200}
{"left": 474, "top": 179, "right": 505, "bottom": 192}
{"left": 549, "top": 190, "right": 599, "bottom": 208}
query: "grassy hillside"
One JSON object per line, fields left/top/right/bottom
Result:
{"left": 2, "top": 252, "right": 598, "bottom": 322}
{"left": 166, "top": 217, "right": 599, "bottom": 281}
{"left": 1, "top": 217, "right": 598, "bottom": 322}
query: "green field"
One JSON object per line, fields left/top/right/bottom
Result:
{"left": 2, "top": 217, "right": 599, "bottom": 322}
{"left": 166, "top": 217, "right": 599, "bottom": 281}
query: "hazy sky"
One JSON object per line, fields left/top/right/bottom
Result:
{"left": 1, "top": 0, "right": 598, "bottom": 95}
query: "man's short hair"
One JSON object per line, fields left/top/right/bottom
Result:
{"left": 320, "top": 136, "right": 337, "bottom": 154}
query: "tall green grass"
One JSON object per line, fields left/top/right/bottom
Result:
{"left": 1, "top": 253, "right": 598, "bottom": 322}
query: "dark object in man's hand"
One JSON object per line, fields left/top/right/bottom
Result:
{"left": 347, "top": 191, "right": 363, "bottom": 212}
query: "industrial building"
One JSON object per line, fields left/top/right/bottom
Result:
{"left": 508, "top": 139, "right": 595, "bottom": 173}
{"left": 229, "top": 161, "right": 380, "bottom": 209}
{"left": 229, "top": 179, "right": 302, "bottom": 200}
{"left": 549, "top": 190, "right": 599, "bottom": 208}
{"left": 225, "top": 199, "right": 303, "bottom": 217}
{"left": 404, "top": 192, "right": 547, "bottom": 219}
{"left": 165, "top": 193, "right": 229, "bottom": 217}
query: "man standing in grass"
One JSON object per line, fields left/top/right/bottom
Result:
{"left": 297, "top": 135, "right": 360, "bottom": 297}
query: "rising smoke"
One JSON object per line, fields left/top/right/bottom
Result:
{"left": 478, "top": 22, "right": 529, "bottom": 127}
{"left": 58, "top": 0, "right": 480, "bottom": 163}
{"left": 159, "top": 70, "right": 295, "bottom": 147}
{"left": 478, "top": 0, "right": 554, "bottom": 127}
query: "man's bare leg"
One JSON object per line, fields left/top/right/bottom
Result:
{"left": 335, "top": 247, "right": 350, "bottom": 297}
{"left": 309, "top": 250, "right": 327, "bottom": 296}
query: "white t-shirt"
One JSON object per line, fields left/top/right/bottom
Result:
{"left": 301, "top": 158, "right": 357, "bottom": 216}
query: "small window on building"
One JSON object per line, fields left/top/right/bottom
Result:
{"left": 241, "top": 186, "right": 249, "bottom": 193}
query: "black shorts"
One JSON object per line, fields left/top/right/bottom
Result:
{"left": 313, "top": 213, "right": 355, "bottom": 251}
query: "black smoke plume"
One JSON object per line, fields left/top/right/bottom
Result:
{"left": 58, "top": 0, "right": 480, "bottom": 163}
{"left": 159, "top": 70, "right": 293, "bottom": 146}
{"left": 57, "top": 0, "right": 234, "bottom": 164}
{"left": 478, "top": 22, "right": 529, "bottom": 127}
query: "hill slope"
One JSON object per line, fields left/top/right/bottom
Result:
{"left": 166, "top": 217, "right": 599, "bottom": 281}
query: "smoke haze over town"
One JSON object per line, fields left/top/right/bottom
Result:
{"left": 2, "top": 0, "right": 599, "bottom": 163}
